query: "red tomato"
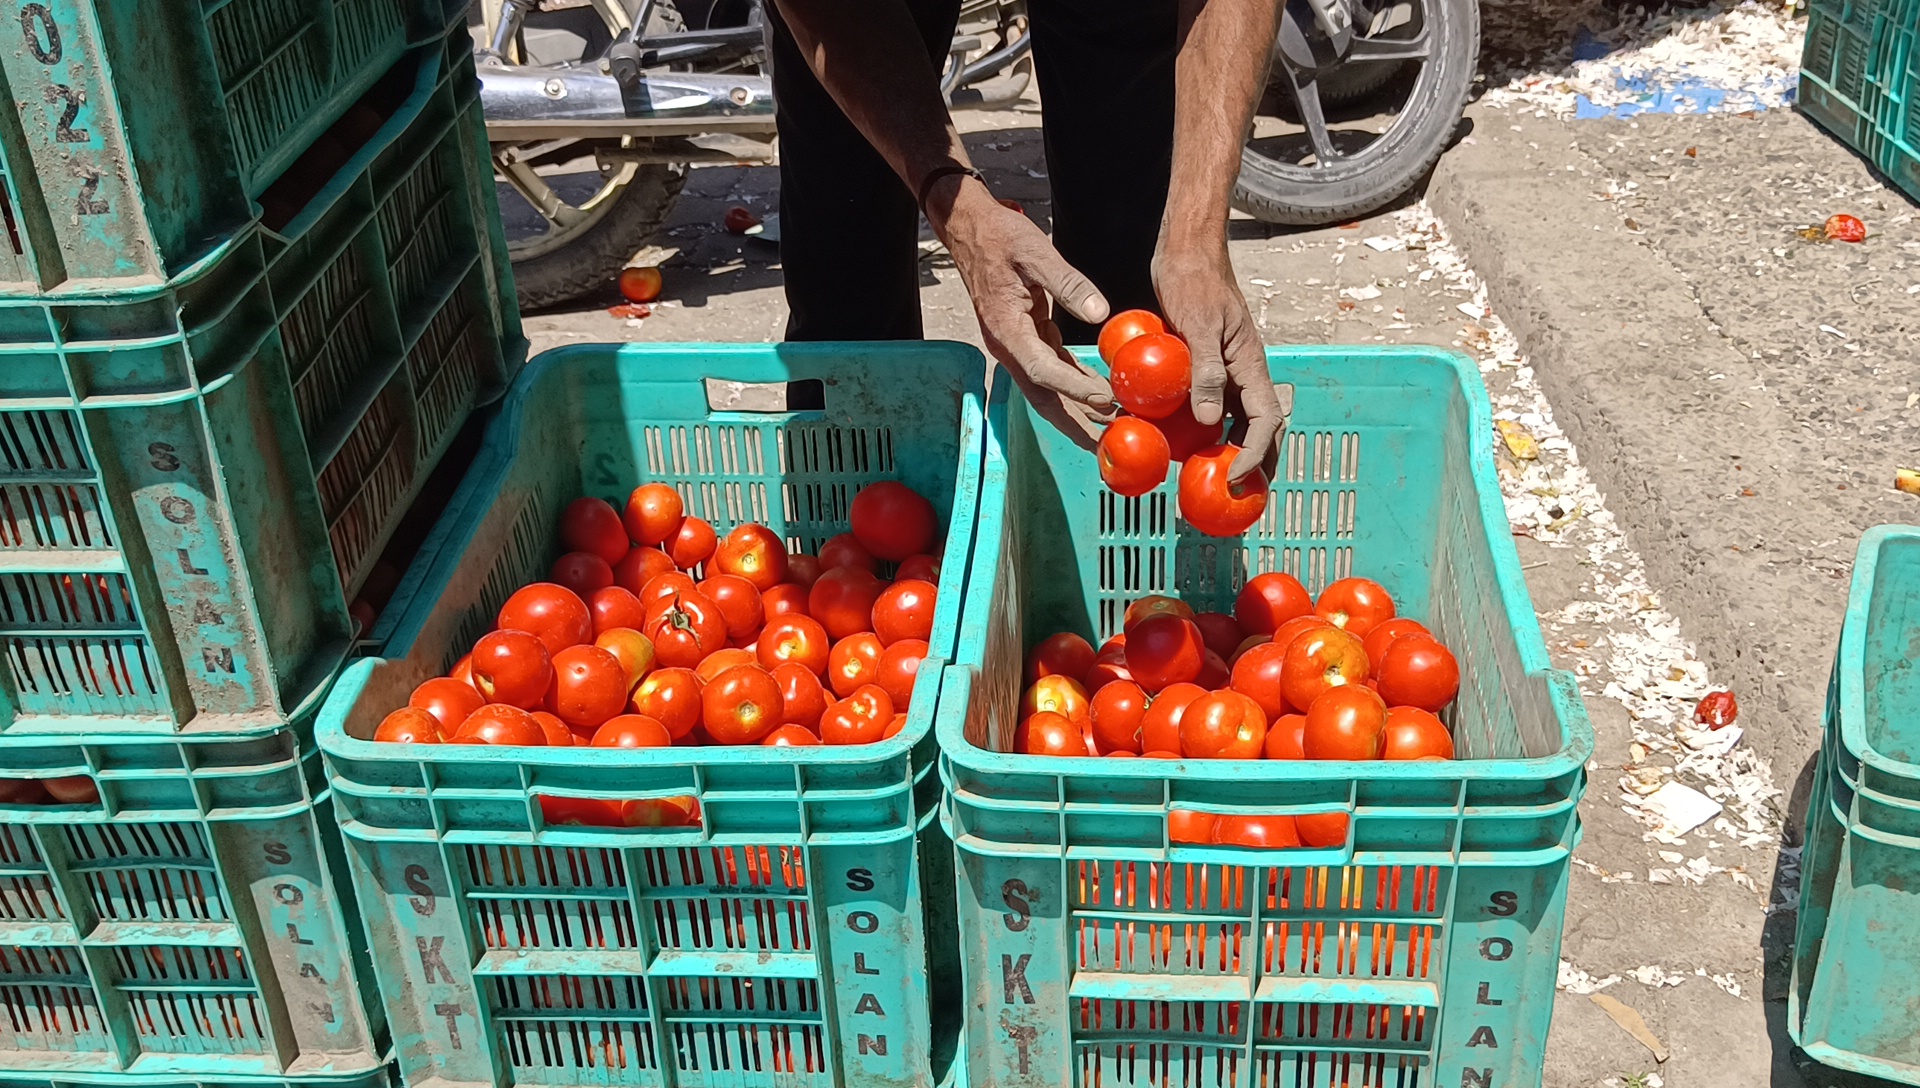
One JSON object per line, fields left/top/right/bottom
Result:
{"left": 895, "top": 553, "right": 941, "bottom": 584}
{"left": 1296, "top": 811, "right": 1350, "bottom": 848}
{"left": 43, "top": 776, "right": 98, "bottom": 805}
{"left": 1022, "top": 675, "right": 1091, "bottom": 726}
{"left": 587, "top": 586, "right": 649, "bottom": 637}
{"left": 409, "top": 677, "right": 483, "bottom": 732}
{"left": 376, "top": 707, "right": 443, "bottom": 743}
{"left": 560, "top": 497, "right": 629, "bottom": 563}
{"left": 547, "top": 645, "right": 629, "bottom": 730}
{"left": 618, "top": 265, "right": 664, "bottom": 302}
{"left": 531, "top": 710, "right": 577, "bottom": 747}
{"left": 763, "top": 724, "right": 823, "bottom": 747}
{"left": 613, "top": 547, "right": 678, "bottom": 595}
{"left": 872, "top": 579, "right": 936, "bottom": 645}
{"left": 844, "top": 684, "right": 893, "bottom": 723}
{"left": 453, "top": 704, "right": 547, "bottom": 746}
{"left": 639, "top": 571, "right": 699, "bottom": 605}
{"left": 810, "top": 566, "right": 885, "bottom": 641}
{"left": 1156, "top": 400, "right": 1225, "bottom": 462}
{"left": 714, "top": 523, "right": 788, "bottom": 590}
{"left": 875, "top": 639, "right": 928, "bottom": 710}
{"left": 1302, "top": 685, "right": 1388, "bottom": 760}
{"left": 821, "top": 686, "right": 894, "bottom": 744}
{"left": 450, "top": 653, "right": 475, "bottom": 689}
{"left": 773, "top": 661, "right": 829, "bottom": 729}
{"left": 471, "top": 630, "right": 554, "bottom": 708}
{"left": 882, "top": 713, "right": 908, "bottom": 739}
{"left": 1271, "top": 614, "right": 1333, "bottom": 655}
{"left": 763, "top": 583, "right": 810, "bottom": 618}
{"left": 669, "top": 516, "right": 717, "bottom": 569}
{"left": 1124, "top": 595, "right": 1195, "bottom": 633}
{"left": 1099, "top": 634, "right": 1128, "bottom": 656}
{"left": 595, "top": 628, "right": 656, "bottom": 692}
{"left": 1381, "top": 706, "right": 1454, "bottom": 760}
{"left": 694, "top": 647, "right": 757, "bottom": 684}
{"left": 1084, "top": 653, "right": 1133, "bottom": 693}
{"left": 591, "top": 714, "right": 673, "bottom": 748}
{"left": 1125, "top": 615, "right": 1206, "bottom": 692}
{"left": 1178, "top": 446, "right": 1269, "bottom": 537}
{"left": 1236, "top": 572, "right": 1314, "bottom": 636}
{"left": 1229, "top": 642, "right": 1290, "bottom": 721}
{"left": 1097, "top": 417, "right": 1172, "bottom": 497}
{"left": 1168, "top": 808, "right": 1217, "bottom": 844}
{"left": 1376, "top": 636, "right": 1460, "bottom": 712}
{"left": 1096, "top": 309, "right": 1165, "bottom": 365}
{"left": 827, "top": 632, "right": 885, "bottom": 697}
{"left": 499, "top": 583, "right": 593, "bottom": 656}
{"left": 1016, "top": 711, "right": 1084, "bottom": 756}
{"left": 1141, "top": 682, "right": 1207, "bottom": 752}
{"left": 642, "top": 589, "right": 728, "bottom": 669}
{"left": 701, "top": 665, "right": 784, "bottom": 744}
{"left": 1264, "top": 713, "right": 1307, "bottom": 759}
{"left": 632, "top": 668, "right": 702, "bottom": 740}
{"left": 1213, "top": 814, "right": 1301, "bottom": 849}
{"left": 1281, "top": 626, "right": 1369, "bottom": 712}
{"left": 1191, "top": 612, "right": 1244, "bottom": 660}
{"left": 1695, "top": 690, "right": 1739, "bottom": 729}
{"left": 1196, "top": 649, "right": 1230, "bottom": 690}
{"left": 1315, "top": 577, "right": 1396, "bottom": 637}
{"left": 1362, "top": 617, "right": 1432, "bottom": 671}
{"left": 699, "top": 574, "right": 766, "bottom": 642}
{"left": 625, "top": 484, "right": 684, "bottom": 546}
{"left": 785, "top": 553, "right": 823, "bottom": 587}
{"left": 1026, "top": 632, "right": 1096, "bottom": 686}
{"left": 550, "top": 552, "right": 613, "bottom": 597}
{"left": 1089, "top": 680, "right": 1147, "bottom": 754}
{"left": 1109, "top": 333, "right": 1192, "bottom": 420}
{"left": 723, "top": 206, "right": 761, "bottom": 233}
{"left": 541, "top": 796, "right": 626, "bottom": 827}
{"left": 818, "top": 533, "right": 879, "bottom": 574}
{"left": 1229, "top": 634, "right": 1267, "bottom": 665}
{"left": 1179, "top": 691, "right": 1267, "bottom": 759}
{"left": 1824, "top": 213, "right": 1867, "bottom": 243}
{"left": 757, "top": 615, "right": 831, "bottom": 674}
{"left": 850, "top": 481, "right": 937, "bottom": 561}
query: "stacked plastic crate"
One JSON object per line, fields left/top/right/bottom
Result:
{"left": 1799, "top": 0, "right": 1920, "bottom": 201}
{"left": 0, "top": 0, "right": 521, "bottom": 1081}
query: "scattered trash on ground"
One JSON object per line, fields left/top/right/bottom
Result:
{"left": 1694, "top": 690, "right": 1738, "bottom": 729}
{"left": 723, "top": 205, "right": 761, "bottom": 234}
{"left": 1591, "top": 992, "right": 1672, "bottom": 1062}
{"left": 1896, "top": 468, "right": 1920, "bottom": 495}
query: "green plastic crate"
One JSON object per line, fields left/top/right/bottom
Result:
{"left": 316, "top": 342, "right": 999, "bottom": 1088}
{"left": 0, "top": 0, "right": 462, "bottom": 292}
{"left": 1789, "top": 525, "right": 1920, "bottom": 1084}
{"left": 0, "top": 37, "right": 522, "bottom": 739}
{"left": 0, "top": 724, "right": 386, "bottom": 1078}
{"left": 1799, "top": 0, "right": 1920, "bottom": 204}
{"left": 0, "top": 1071, "right": 397, "bottom": 1088}
{"left": 937, "top": 347, "right": 1594, "bottom": 1088}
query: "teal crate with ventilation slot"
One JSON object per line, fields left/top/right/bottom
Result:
{"left": 0, "top": 36, "right": 522, "bottom": 738}
{"left": 938, "top": 346, "right": 1593, "bottom": 1088}
{"left": 1799, "top": 0, "right": 1920, "bottom": 203}
{"left": 316, "top": 342, "right": 998, "bottom": 1088}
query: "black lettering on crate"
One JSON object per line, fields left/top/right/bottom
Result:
{"left": 858, "top": 1034, "right": 888, "bottom": 1056}
{"left": 435, "top": 1003, "right": 463, "bottom": 1049}
{"left": 159, "top": 497, "right": 194, "bottom": 524}
{"left": 309, "top": 1001, "right": 336, "bottom": 1023}
{"left": 1001, "top": 954, "right": 1033, "bottom": 1004}
{"left": 1002, "top": 1018, "right": 1038, "bottom": 1075}
{"left": 148, "top": 442, "right": 181, "bottom": 472}
{"left": 417, "top": 937, "right": 454, "bottom": 983}
{"left": 854, "top": 952, "right": 879, "bottom": 975}
{"left": 1462, "top": 1069, "right": 1492, "bottom": 1088}
{"left": 847, "top": 911, "right": 879, "bottom": 934}
{"left": 853, "top": 994, "right": 884, "bottom": 1016}
{"left": 179, "top": 550, "right": 210, "bottom": 576}
{"left": 19, "top": 4, "right": 58, "bottom": 63}
{"left": 193, "top": 599, "right": 223, "bottom": 624}
{"left": 590, "top": 453, "right": 619, "bottom": 488}
{"left": 1486, "top": 891, "right": 1518, "bottom": 917}
{"left": 1467, "top": 1025, "right": 1497, "bottom": 1047}
{"left": 44, "top": 84, "right": 85, "bottom": 142}
{"left": 285, "top": 924, "right": 313, "bottom": 946}
{"left": 1477, "top": 982, "right": 1502, "bottom": 1006}
{"left": 1479, "top": 937, "right": 1512, "bottom": 961}
{"left": 846, "top": 867, "right": 875, "bottom": 892}
{"left": 202, "top": 646, "right": 234, "bottom": 673}
{"left": 71, "top": 167, "right": 105, "bottom": 215}
{"left": 267, "top": 846, "right": 295, "bottom": 869}
{"left": 301, "top": 963, "right": 323, "bottom": 980}
{"left": 405, "top": 865, "right": 436, "bottom": 915}
{"left": 1001, "top": 879, "right": 1034, "bottom": 932}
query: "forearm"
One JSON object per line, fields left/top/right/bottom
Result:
{"left": 771, "top": 0, "right": 974, "bottom": 230}
{"left": 1162, "top": 0, "right": 1278, "bottom": 252}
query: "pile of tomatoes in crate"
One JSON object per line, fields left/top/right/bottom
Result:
{"left": 1017, "top": 572, "right": 1460, "bottom": 848}
{"left": 374, "top": 480, "right": 944, "bottom": 774}
{"left": 1094, "top": 310, "right": 1269, "bottom": 537}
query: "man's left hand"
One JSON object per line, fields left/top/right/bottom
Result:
{"left": 1152, "top": 245, "right": 1285, "bottom": 482}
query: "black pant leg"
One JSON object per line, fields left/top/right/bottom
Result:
{"left": 770, "top": 0, "right": 963, "bottom": 341}
{"left": 1027, "top": 0, "right": 1180, "bottom": 345}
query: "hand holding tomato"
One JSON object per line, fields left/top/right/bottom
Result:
{"left": 1149, "top": 245, "right": 1290, "bottom": 483}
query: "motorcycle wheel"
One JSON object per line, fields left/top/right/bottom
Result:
{"left": 487, "top": 1, "right": 692, "bottom": 310}
{"left": 1233, "top": 0, "right": 1477, "bottom": 226}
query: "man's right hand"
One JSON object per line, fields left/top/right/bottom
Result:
{"left": 930, "top": 175, "right": 1116, "bottom": 448}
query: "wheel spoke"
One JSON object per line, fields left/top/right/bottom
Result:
{"left": 1346, "top": 23, "right": 1430, "bottom": 61}
{"left": 1281, "top": 70, "right": 1341, "bottom": 165}
{"left": 497, "top": 155, "right": 592, "bottom": 229}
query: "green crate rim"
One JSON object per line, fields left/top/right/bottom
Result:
{"left": 1835, "top": 524, "right": 1920, "bottom": 786}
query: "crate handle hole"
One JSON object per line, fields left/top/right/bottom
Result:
{"left": 705, "top": 379, "right": 824, "bottom": 413}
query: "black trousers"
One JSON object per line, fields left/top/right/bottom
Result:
{"left": 769, "top": 0, "right": 1179, "bottom": 346}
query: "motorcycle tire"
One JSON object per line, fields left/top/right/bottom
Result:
{"left": 506, "top": 163, "right": 688, "bottom": 310}
{"left": 1233, "top": 0, "right": 1476, "bottom": 226}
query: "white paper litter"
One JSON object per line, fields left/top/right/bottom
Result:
{"left": 1363, "top": 236, "right": 1405, "bottom": 252}
{"left": 1341, "top": 284, "right": 1384, "bottom": 301}
{"left": 1626, "top": 965, "right": 1689, "bottom": 988}
{"left": 1635, "top": 782, "right": 1725, "bottom": 836}
{"left": 1559, "top": 961, "right": 1622, "bottom": 994}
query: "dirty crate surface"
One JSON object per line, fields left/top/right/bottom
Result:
{"left": 0, "top": 726, "right": 385, "bottom": 1078}
{"left": 1790, "top": 525, "right": 1920, "bottom": 1085}
{"left": 0, "top": 37, "right": 521, "bottom": 738}
{"left": 317, "top": 343, "right": 1001, "bottom": 1088}
{"left": 938, "top": 347, "right": 1593, "bottom": 1088}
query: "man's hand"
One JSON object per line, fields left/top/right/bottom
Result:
{"left": 1153, "top": 244, "right": 1284, "bottom": 481}
{"left": 935, "top": 178, "right": 1116, "bottom": 447}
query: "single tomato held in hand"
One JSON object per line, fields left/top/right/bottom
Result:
{"left": 1097, "top": 309, "right": 1165, "bottom": 365}
{"left": 1098, "top": 417, "right": 1172, "bottom": 497}
{"left": 1178, "top": 445, "right": 1268, "bottom": 537}
{"left": 1110, "top": 332, "right": 1192, "bottom": 420}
